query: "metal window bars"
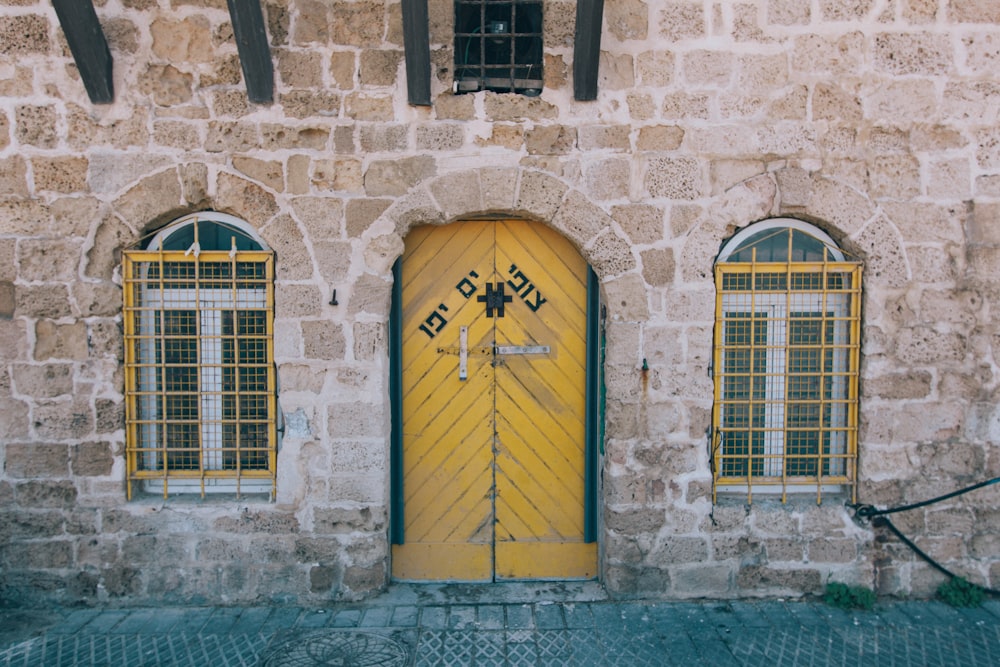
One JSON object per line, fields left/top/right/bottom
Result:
{"left": 123, "top": 233, "right": 276, "bottom": 500}
{"left": 712, "top": 244, "right": 862, "bottom": 505}
{"left": 454, "top": 0, "right": 543, "bottom": 95}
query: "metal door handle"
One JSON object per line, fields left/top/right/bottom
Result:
{"left": 495, "top": 345, "right": 550, "bottom": 355}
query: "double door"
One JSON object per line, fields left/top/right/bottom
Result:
{"left": 392, "top": 220, "right": 597, "bottom": 581}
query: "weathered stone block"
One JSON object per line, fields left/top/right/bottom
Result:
{"left": 4, "top": 443, "right": 68, "bottom": 478}
{"left": 302, "top": 320, "right": 346, "bottom": 360}
{"left": 364, "top": 156, "right": 435, "bottom": 197}
{"left": 150, "top": 16, "right": 213, "bottom": 62}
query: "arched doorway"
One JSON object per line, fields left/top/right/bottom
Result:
{"left": 390, "top": 219, "right": 599, "bottom": 581}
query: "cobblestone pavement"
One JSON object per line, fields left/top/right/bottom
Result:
{"left": 1, "top": 584, "right": 998, "bottom": 666}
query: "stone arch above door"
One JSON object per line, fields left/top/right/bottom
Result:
{"left": 360, "top": 168, "right": 643, "bottom": 321}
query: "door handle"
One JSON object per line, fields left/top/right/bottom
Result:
{"left": 495, "top": 345, "right": 550, "bottom": 355}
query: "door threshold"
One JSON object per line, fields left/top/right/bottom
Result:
{"left": 374, "top": 580, "right": 608, "bottom": 606}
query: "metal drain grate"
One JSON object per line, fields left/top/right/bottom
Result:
{"left": 259, "top": 630, "right": 408, "bottom": 667}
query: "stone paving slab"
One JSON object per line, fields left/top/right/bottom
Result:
{"left": 1, "top": 591, "right": 998, "bottom": 666}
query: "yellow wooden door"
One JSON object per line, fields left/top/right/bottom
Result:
{"left": 392, "top": 220, "right": 596, "bottom": 581}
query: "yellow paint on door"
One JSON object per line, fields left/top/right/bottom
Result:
{"left": 392, "top": 220, "right": 595, "bottom": 581}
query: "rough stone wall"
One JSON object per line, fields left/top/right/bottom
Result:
{"left": 0, "top": 0, "right": 998, "bottom": 605}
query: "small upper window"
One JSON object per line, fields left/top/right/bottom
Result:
{"left": 123, "top": 213, "right": 277, "bottom": 499}
{"left": 454, "top": 0, "right": 543, "bottom": 96}
{"left": 711, "top": 219, "right": 862, "bottom": 505}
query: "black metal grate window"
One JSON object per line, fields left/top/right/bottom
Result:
{"left": 454, "top": 0, "right": 543, "bottom": 95}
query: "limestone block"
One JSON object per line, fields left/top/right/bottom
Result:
{"left": 551, "top": 189, "right": 609, "bottom": 247}
{"left": 626, "top": 93, "right": 654, "bottom": 121}
{"left": 478, "top": 167, "right": 518, "bottom": 211}
{"left": 942, "top": 81, "right": 1000, "bottom": 124}
{"left": 603, "top": 273, "right": 650, "bottom": 322}
{"left": 280, "top": 90, "right": 342, "bottom": 119}
{"left": 662, "top": 92, "right": 710, "bottom": 119}
{"left": 95, "top": 396, "right": 124, "bottom": 432}
{"left": 767, "top": 0, "right": 810, "bottom": 24}
{"left": 71, "top": 441, "right": 114, "bottom": 477}
{"left": 353, "top": 322, "right": 386, "bottom": 362}
{"left": 0, "top": 281, "right": 12, "bottom": 318}
{"left": 388, "top": 188, "right": 446, "bottom": 235}
{"left": 32, "top": 320, "right": 85, "bottom": 362}
{"left": 636, "top": 51, "right": 674, "bottom": 87}
{"left": 0, "top": 155, "right": 29, "bottom": 197}
{"left": 364, "top": 156, "right": 435, "bottom": 197}
{"left": 15, "top": 105, "right": 56, "bottom": 148}
{"left": 216, "top": 172, "right": 280, "bottom": 227}
{"left": 347, "top": 273, "right": 392, "bottom": 317}
{"left": 359, "top": 49, "right": 403, "bottom": 86}
{"left": 314, "top": 240, "right": 352, "bottom": 282}
{"left": 583, "top": 158, "right": 630, "bottom": 202}
{"left": 866, "top": 371, "right": 933, "bottom": 400}
{"left": 757, "top": 123, "right": 817, "bottom": 155}
{"left": 0, "top": 113, "right": 8, "bottom": 152}
{"left": 357, "top": 125, "right": 405, "bottom": 154}
{"left": 343, "top": 199, "right": 388, "bottom": 238}
{"left": 263, "top": 215, "right": 314, "bottom": 280}
{"left": 15, "top": 285, "right": 72, "bottom": 319}
{"left": 33, "top": 398, "right": 95, "bottom": 440}
{"left": 205, "top": 121, "right": 258, "bottom": 153}
{"left": 345, "top": 93, "right": 393, "bottom": 121}
{"left": 434, "top": 93, "right": 475, "bottom": 121}
{"left": 682, "top": 50, "right": 733, "bottom": 87}
{"left": 870, "top": 154, "right": 921, "bottom": 199}
{"left": 84, "top": 216, "right": 132, "bottom": 282}
{"left": 139, "top": 64, "right": 193, "bottom": 106}
{"left": 260, "top": 124, "right": 330, "bottom": 150}
{"left": 18, "top": 238, "right": 82, "bottom": 283}
{"left": 949, "top": 0, "right": 1000, "bottom": 22}
{"left": 874, "top": 33, "right": 952, "bottom": 75}
{"left": 0, "top": 444, "right": 69, "bottom": 478}
{"left": 808, "top": 178, "right": 874, "bottom": 236}
{"left": 853, "top": 214, "right": 910, "bottom": 288}
{"left": 639, "top": 247, "right": 675, "bottom": 286}
{"left": 813, "top": 82, "right": 863, "bottom": 122}
{"left": 292, "top": 0, "right": 330, "bottom": 44}
{"left": 962, "top": 32, "right": 1000, "bottom": 74}
{"left": 200, "top": 53, "right": 243, "bottom": 87}
{"left": 112, "top": 169, "right": 182, "bottom": 228}
{"left": 0, "top": 14, "right": 49, "bottom": 55}
{"left": 659, "top": 2, "right": 705, "bottom": 41}
{"left": 808, "top": 538, "right": 859, "bottom": 563}
{"left": 0, "top": 397, "right": 29, "bottom": 439}
{"left": 12, "top": 362, "right": 73, "bottom": 398}
{"left": 916, "top": 440, "right": 984, "bottom": 477}
{"left": 579, "top": 125, "right": 630, "bottom": 152}
{"left": 428, "top": 170, "right": 482, "bottom": 219}
{"left": 644, "top": 156, "right": 704, "bottom": 200}
{"left": 286, "top": 155, "right": 310, "bottom": 195}
{"left": 975, "top": 126, "right": 1000, "bottom": 169}
{"left": 31, "top": 157, "right": 87, "bottom": 193}
{"left": 233, "top": 157, "right": 284, "bottom": 192}
{"left": 416, "top": 124, "right": 465, "bottom": 152}
{"left": 329, "top": 51, "right": 356, "bottom": 89}
{"left": 710, "top": 160, "right": 767, "bottom": 196}
{"left": 605, "top": 0, "right": 648, "bottom": 40}
{"left": 791, "top": 32, "right": 864, "bottom": 75}
{"left": 525, "top": 125, "right": 575, "bottom": 155}
{"left": 211, "top": 90, "right": 251, "bottom": 118}
{"left": 895, "top": 326, "right": 967, "bottom": 365}
{"left": 597, "top": 51, "right": 634, "bottom": 90}
{"left": 331, "top": 1, "right": 386, "bottom": 47}
{"left": 87, "top": 153, "right": 173, "bottom": 195}
{"left": 150, "top": 16, "right": 213, "bottom": 62}
{"left": 3, "top": 540, "right": 73, "bottom": 569}
{"left": 327, "top": 435, "right": 384, "bottom": 470}
{"left": 769, "top": 84, "right": 808, "bottom": 120}
{"left": 611, "top": 204, "right": 664, "bottom": 245}
{"left": 278, "top": 49, "right": 324, "bottom": 88}
{"left": 484, "top": 93, "right": 558, "bottom": 122}
{"left": 214, "top": 510, "right": 301, "bottom": 535}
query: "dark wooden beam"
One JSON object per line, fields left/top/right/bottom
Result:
{"left": 401, "top": 0, "right": 432, "bottom": 106}
{"left": 573, "top": 0, "right": 605, "bottom": 101}
{"left": 226, "top": 0, "right": 273, "bottom": 104}
{"left": 52, "top": 0, "right": 114, "bottom": 104}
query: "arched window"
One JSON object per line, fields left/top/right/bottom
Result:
{"left": 123, "top": 213, "right": 277, "bottom": 498}
{"left": 711, "top": 219, "right": 862, "bottom": 504}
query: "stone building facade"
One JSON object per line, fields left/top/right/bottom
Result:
{"left": 1, "top": 0, "right": 999, "bottom": 606}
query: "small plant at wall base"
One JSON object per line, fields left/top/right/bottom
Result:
{"left": 823, "top": 582, "right": 876, "bottom": 610}
{"left": 937, "top": 577, "right": 985, "bottom": 608}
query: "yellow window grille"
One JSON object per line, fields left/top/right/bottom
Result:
{"left": 711, "top": 226, "right": 862, "bottom": 504}
{"left": 123, "top": 232, "right": 276, "bottom": 499}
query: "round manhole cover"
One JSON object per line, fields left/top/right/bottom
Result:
{"left": 261, "top": 631, "right": 408, "bottom": 667}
